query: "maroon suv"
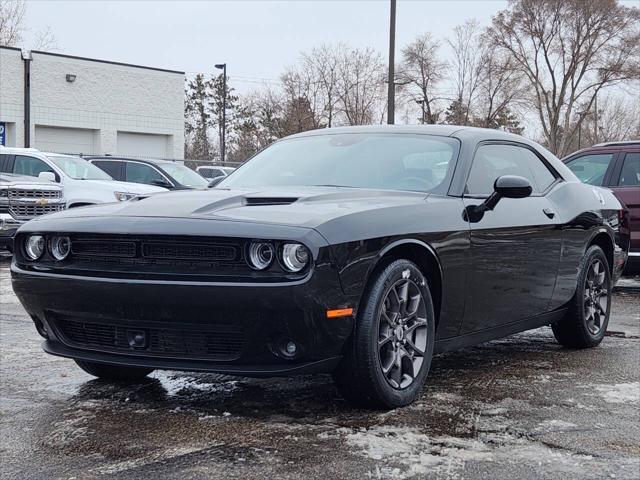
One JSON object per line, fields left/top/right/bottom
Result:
{"left": 564, "top": 141, "right": 639, "bottom": 268}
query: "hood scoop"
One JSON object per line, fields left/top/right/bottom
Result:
{"left": 244, "top": 197, "right": 299, "bottom": 206}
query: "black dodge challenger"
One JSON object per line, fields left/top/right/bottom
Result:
{"left": 12, "top": 125, "right": 630, "bottom": 408}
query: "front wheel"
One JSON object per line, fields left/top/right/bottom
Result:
{"left": 333, "top": 259, "right": 435, "bottom": 409}
{"left": 552, "top": 245, "right": 611, "bottom": 348}
{"left": 75, "top": 360, "right": 154, "bottom": 381}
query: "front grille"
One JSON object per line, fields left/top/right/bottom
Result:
{"left": 52, "top": 317, "right": 244, "bottom": 360}
{"left": 9, "top": 203, "right": 64, "bottom": 219}
{"left": 72, "top": 239, "right": 137, "bottom": 258}
{"left": 8, "top": 189, "right": 62, "bottom": 199}
{"left": 143, "top": 242, "right": 237, "bottom": 261}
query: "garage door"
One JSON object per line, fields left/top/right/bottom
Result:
{"left": 117, "top": 132, "right": 169, "bottom": 158}
{"left": 34, "top": 126, "right": 97, "bottom": 155}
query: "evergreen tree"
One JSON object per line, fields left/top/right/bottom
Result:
{"left": 184, "top": 74, "right": 214, "bottom": 159}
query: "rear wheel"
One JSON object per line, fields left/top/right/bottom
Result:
{"left": 552, "top": 245, "right": 611, "bottom": 348}
{"left": 75, "top": 360, "right": 154, "bottom": 381}
{"left": 333, "top": 259, "right": 435, "bottom": 409}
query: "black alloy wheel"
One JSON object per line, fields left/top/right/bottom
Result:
{"left": 552, "top": 245, "right": 611, "bottom": 348}
{"left": 333, "top": 259, "right": 435, "bottom": 409}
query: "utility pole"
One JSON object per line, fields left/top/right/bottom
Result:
{"left": 387, "top": 0, "right": 396, "bottom": 125}
{"left": 215, "top": 63, "right": 227, "bottom": 164}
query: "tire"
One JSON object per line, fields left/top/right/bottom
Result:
{"left": 333, "top": 259, "right": 436, "bottom": 409}
{"left": 552, "top": 245, "right": 611, "bottom": 349}
{"left": 75, "top": 360, "right": 154, "bottom": 381}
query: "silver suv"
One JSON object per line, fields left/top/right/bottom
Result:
{"left": 0, "top": 173, "right": 65, "bottom": 252}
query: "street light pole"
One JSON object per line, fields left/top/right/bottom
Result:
{"left": 215, "top": 63, "right": 227, "bottom": 165}
{"left": 387, "top": 0, "right": 396, "bottom": 125}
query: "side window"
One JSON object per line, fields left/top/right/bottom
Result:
{"left": 125, "top": 162, "right": 165, "bottom": 185}
{"left": 565, "top": 153, "right": 614, "bottom": 186}
{"left": 13, "top": 155, "right": 52, "bottom": 178}
{"left": 92, "top": 161, "right": 121, "bottom": 180}
{"left": 466, "top": 144, "right": 554, "bottom": 195}
{"left": 618, "top": 153, "right": 639, "bottom": 187}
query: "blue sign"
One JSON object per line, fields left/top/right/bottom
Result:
{"left": 0, "top": 123, "right": 5, "bottom": 146}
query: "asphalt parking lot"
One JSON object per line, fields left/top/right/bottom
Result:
{"left": 1, "top": 254, "right": 638, "bottom": 480}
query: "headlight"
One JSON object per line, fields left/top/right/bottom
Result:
{"left": 49, "top": 235, "right": 71, "bottom": 260}
{"left": 280, "top": 243, "right": 310, "bottom": 272}
{"left": 247, "top": 242, "right": 275, "bottom": 270}
{"left": 25, "top": 235, "right": 45, "bottom": 260}
{"left": 114, "top": 191, "right": 138, "bottom": 202}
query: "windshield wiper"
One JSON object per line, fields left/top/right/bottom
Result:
{"left": 308, "top": 184, "right": 360, "bottom": 189}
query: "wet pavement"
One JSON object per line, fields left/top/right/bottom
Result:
{"left": 1, "top": 253, "right": 639, "bottom": 480}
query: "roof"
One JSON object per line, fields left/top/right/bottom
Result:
{"left": 85, "top": 156, "right": 174, "bottom": 165}
{"left": 593, "top": 140, "right": 640, "bottom": 147}
{"left": 287, "top": 124, "right": 528, "bottom": 142}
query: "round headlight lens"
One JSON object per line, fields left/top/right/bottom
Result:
{"left": 50, "top": 235, "right": 71, "bottom": 261}
{"left": 247, "top": 242, "right": 275, "bottom": 270}
{"left": 25, "top": 235, "right": 45, "bottom": 260}
{"left": 280, "top": 243, "right": 310, "bottom": 272}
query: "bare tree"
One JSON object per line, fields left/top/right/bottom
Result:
{"left": 446, "top": 19, "right": 483, "bottom": 125}
{"left": 280, "top": 66, "right": 324, "bottom": 129}
{"left": 301, "top": 44, "right": 344, "bottom": 127}
{"left": 0, "top": 0, "right": 25, "bottom": 46}
{"left": 488, "top": 0, "right": 640, "bottom": 156}
{"left": 337, "top": 46, "right": 386, "bottom": 125}
{"left": 398, "top": 33, "right": 446, "bottom": 124}
{"left": 473, "top": 41, "right": 526, "bottom": 132}
{"left": 32, "top": 25, "right": 58, "bottom": 51}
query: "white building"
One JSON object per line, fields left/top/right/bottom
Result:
{"left": 0, "top": 46, "right": 184, "bottom": 159}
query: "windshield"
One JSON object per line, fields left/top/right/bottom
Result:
{"left": 161, "top": 163, "right": 209, "bottom": 188}
{"left": 219, "top": 133, "right": 459, "bottom": 193}
{"left": 48, "top": 155, "right": 113, "bottom": 180}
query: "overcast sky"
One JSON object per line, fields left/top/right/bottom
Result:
{"left": 26, "top": 0, "right": 509, "bottom": 92}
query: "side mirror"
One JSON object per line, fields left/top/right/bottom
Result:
{"left": 150, "top": 179, "right": 173, "bottom": 189}
{"left": 465, "top": 175, "right": 532, "bottom": 222}
{"left": 38, "top": 171, "right": 57, "bottom": 182}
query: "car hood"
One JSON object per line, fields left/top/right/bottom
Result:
{"left": 34, "top": 186, "right": 428, "bottom": 229}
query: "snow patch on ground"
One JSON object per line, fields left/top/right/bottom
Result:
{"left": 153, "top": 373, "right": 239, "bottom": 396}
{"left": 593, "top": 382, "right": 640, "bottom": 404}
{"left": 536, "top": 419, "right": 577, "bottom": 431}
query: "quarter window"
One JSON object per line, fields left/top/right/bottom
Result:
{"left": 618, "top": 153, "right": 639, "bottom": 187}
{"left": 466, "top": 144, "right": 556, "bottom": 195}
{"left": 566, "top": 153, "right": 614, "bottom": 186}
{"left": 125, "top": 162, "right": 165, "bottom": 185}
{"left": 13, "top": 155, "right": 52, "bottom": 178}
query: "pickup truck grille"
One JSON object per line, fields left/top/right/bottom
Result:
{"left": 7, "top": 187, "right": 65, "bottom": 221}
{"left": 9, "top": 203, "right": 64, "bottom": 219}
{"left": 8, "top": 189, "right": 62, "bottom": 199}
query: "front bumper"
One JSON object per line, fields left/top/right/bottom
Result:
{"left": 11, "top": 262, "right": 356, "bottom": 376}
{"left": 0, "top": 214, "right": 23, "bottom": 250}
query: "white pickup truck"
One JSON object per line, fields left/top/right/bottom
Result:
{"left": 0, "top": 172, "right": 65, "bottom": 251}
{"left": 0, "top": 147, "right": 166, "bottom": 208}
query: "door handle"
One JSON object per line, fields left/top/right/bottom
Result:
{"left": 543, "top": 208, "right": 555, "bottom": 219}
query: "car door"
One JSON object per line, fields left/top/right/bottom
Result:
{"left": 460, "top": 142, "right": 563, "bottom": 334}
{"left": 91, "top": 160, "right": 124, "bottom": 180}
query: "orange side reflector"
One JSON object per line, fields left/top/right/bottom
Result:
{"left": 326, "top": 308, "right": 354, "bottom": 319}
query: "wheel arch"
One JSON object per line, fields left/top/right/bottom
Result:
{"left": 588, "top": 230, "right": 614, "bottom": 273}
{"left": 366, "top": 239, "right": 443, "bottom": 328}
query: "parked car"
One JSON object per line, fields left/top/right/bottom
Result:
{"left": 11, "top": 125, "right": 629, "bottom": 409}
{"left": 0, "top": 148, "right": 165, "bottom": 208}
{"left": 196, "top": 165, "right": 236, "bottom": 180}
{"left": 87, "top": 156, "right": 210, "bottom": 190}
{"left": 0, "top": 173, "right": 65, "bottom": 251}
{"left": 563, "top": 141, "right": 639, "bottom": 268}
